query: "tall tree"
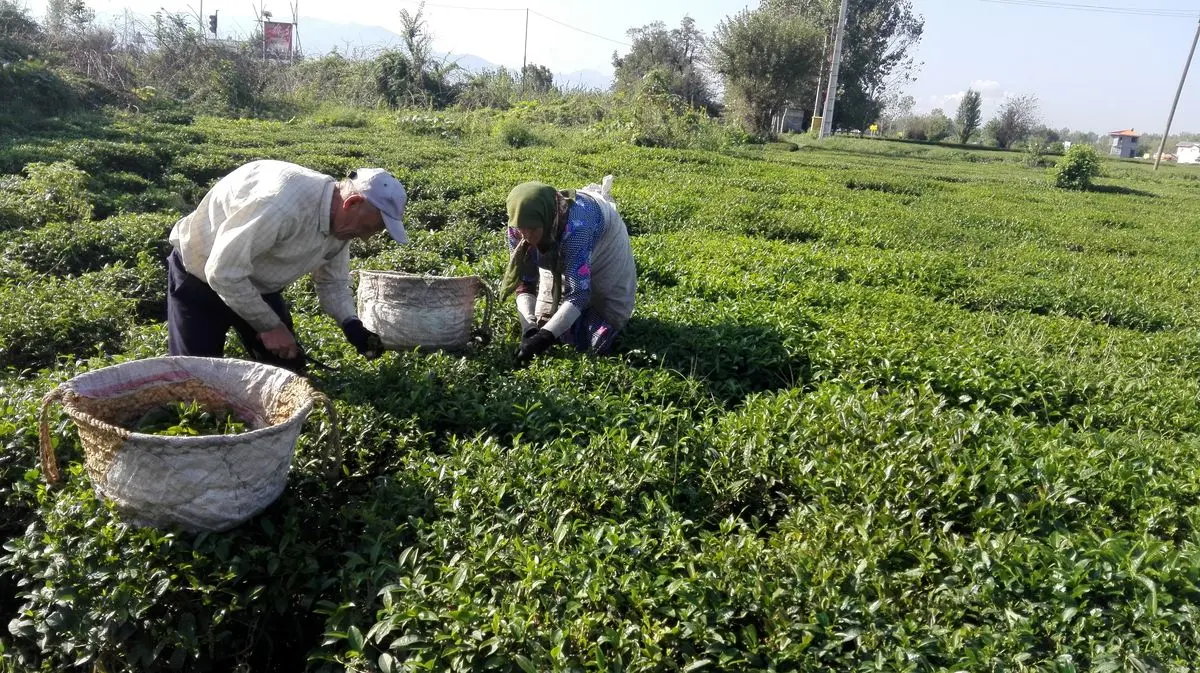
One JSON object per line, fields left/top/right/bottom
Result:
{"left": 988, "top": 94, "right": 1038, "bottom": 149}
{"left": 955, "top": 88, "right": 982, "bottom": 144}
{"left": 45, "top": 0, "right": 94, "bottom": 38}
{"left": 762, "top": 0, "right": 923, "bottom": 129}
{"left": 521, "top": 63, "right": 555, "bottom": 95}
{"left": 711, "top": 8, "right": 822, "bottom": 135}
{"left": 612, "top": 17, "right": 712, "bottom": 110}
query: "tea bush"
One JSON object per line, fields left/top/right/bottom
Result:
{"left": 3, "top": 110, "right": 1200, "bottom": 671}
{"left": 5, "top": 213, "right": 174, "bottom": 275}
{"left": 493, "top": 117, "right": 538, "bottom": 148}
{"left": 0, "top": 160, "right": 94, "bottom": 227}
{"left": 0, "top": 273, "right": 134, "bottom": 371}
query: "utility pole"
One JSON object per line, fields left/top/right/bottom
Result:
{"left": 1155, "top": 17, "right": 1200, "bottom": 170}
{"left": 819, "top": 0, "right": 850, "bottom": 139}
{"left": 519, "top": 8, "right": 529, "bottom": 97}
{"left": 811, "top": 26, "right": 831, "bottom": 133}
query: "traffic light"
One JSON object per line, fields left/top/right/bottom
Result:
{"left": 208, "top": 13, "right": 217, "bottom": 35}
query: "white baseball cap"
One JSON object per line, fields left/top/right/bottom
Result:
{"left": 350, "top": 168, "right": 409, "bottom": 244}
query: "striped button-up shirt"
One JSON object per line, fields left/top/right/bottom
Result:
{"left": 169, "top": 160, "right": 356, "bottom": 332}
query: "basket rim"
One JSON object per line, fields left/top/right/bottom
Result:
{"left": 58, "top": 356, "right": 315, "bottom": 442}
{"left": 355, "top": 270, "right": 482, "bottom": 282}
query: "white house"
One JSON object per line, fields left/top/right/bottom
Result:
{"left": 1178, "top": 142, "right": 1200, "bottom": 165}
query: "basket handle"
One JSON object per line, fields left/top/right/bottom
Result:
{"left": 474, "top": 279, "right": 496, "bottom": 346}
{"left": 310, "top": 390, "right": 343, "bottom": 478}
{"left": 38, "top": 386, "right": 66, "bottom": 485}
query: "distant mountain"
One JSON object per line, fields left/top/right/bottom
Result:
{"left": 294, "top": 17, "right": 405, "bottom": 56}
{"left": 555, "top": 69, "right": 612, "bottom": 92}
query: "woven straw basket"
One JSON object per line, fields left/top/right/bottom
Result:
{"left": 38, "top": 357, "right": 340, "bottom": 532}
{"left": 357, "top": 271, "right": 494, "bottom": 350}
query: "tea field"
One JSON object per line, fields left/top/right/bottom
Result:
{"left": 2, "top": 111, "right": 1200, "bottom": 671}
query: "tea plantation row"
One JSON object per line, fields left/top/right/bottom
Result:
{"left": 1, "top": 111, "right": 1199, "bottom": 671}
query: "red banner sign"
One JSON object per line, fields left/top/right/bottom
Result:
{"left": 263, "top": 21, "right": 293, "bottom": 58}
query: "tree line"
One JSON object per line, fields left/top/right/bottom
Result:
{"left": 2, "top": 0, "right": 927, "bottom": 138}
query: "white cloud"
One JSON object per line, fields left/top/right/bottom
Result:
{"left": 924, "top": 80, "right": 1014, "bottom": 115}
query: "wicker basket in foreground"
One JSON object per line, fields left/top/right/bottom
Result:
{"left": 38, "top": 356, "right": 340, "bottom": 532}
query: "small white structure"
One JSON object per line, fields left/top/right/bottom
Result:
{"left": 1108, "top": 129, "right": 1140, "bottom": 158}
{"left": 1178, "top": 142, "right": 1200, "bottom": 165}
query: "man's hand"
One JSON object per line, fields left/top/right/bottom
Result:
{"left": 259, "top": 324, "right": 300, "bottom": 360}
{"left": 515, "top": 328, "right": 556, "bottom": 364}
{"left": 341, "top": 318, "right": 385, "bottom": 360}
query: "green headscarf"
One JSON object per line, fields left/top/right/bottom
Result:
{"left": 500, "top": 182, "right": 575, "bottom": 310}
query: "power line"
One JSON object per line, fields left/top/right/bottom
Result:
{"left": 403, "top": 1, "right": 526, "bottom": 11}
{"left": 975, "top": 0, "right": 1197, "bottom": 18}
{"left": 395, "top": 1, "right": 630, "bottom": 46}
{"left": 529, "top": 10, "right": 629, "bottom": 47}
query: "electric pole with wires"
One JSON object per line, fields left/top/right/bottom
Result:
{"left": 1154, "top": 16, "right": 1200, "bottom": 170}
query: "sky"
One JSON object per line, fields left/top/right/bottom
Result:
{"left": 32, "top": 0, "right": 1200, "bottom": 133}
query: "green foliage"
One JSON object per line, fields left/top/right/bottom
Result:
{"left": 1023, "top": 136, "right": 1052, "bottom": 168}
{"left": 394, "top": 113, "right": 463, "bottom": 139}
{"left": 612, "top": 18, "right": 712, "bottom": 111}
{"left": 1053, "top": 144, "right": 1103, "bottom": 190}
{"left": 520, "top": 63, "right": 556, "bottom": 96}
{"left": 0, "top": 272, "right": 133, "bottom": 371}
{"left": 4, "top": 110, "right": 1200, "bottom": 672}
{"left": 897, "top": 108, "right": 955, "bottom": 142}
{"left": 989, "top": 94, "right": 1040, "bottom": 149}
{"left": 955, "top": 87, "right": 983, "bottom": 144}
{"left": 493, "top": 117, "right": 538, "bottom": 148}
{"left": 453, "top": 67, "right": 522, "bottom": 110}
{"left": 710, "top": 9, "right": 822, "bottom": 135}
{"left": 595, "top": 73, "right": 740, "bottom": 150}
{"left": 0, "top": 60, "right": 80, "bottom": 121}
{"left": 374, "top": 6, "right": 457, "bottom": 110}
{"left": 285, "top": 53, "right": 379, "bottom": 109}
{"left": 763, "top": 0, "right": 924, "bottom": 130}
{"left": 0, "top": 160, "right": 93, "bottom": 229}
{"left": 4, "top": 213, "right": 173, "bottom": 275}
{"left": 134, "top": 401, "right": 248, "bottom": 435}
{"left": 309, "top": 106, "right": 370, "bottom": 128}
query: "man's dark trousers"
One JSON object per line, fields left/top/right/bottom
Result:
{"left": 166, "top": 249, "right": 303, "bottom": 371}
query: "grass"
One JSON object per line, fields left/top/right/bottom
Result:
{"left": 1, "top": 109, "right": 1199, "bottom": 671}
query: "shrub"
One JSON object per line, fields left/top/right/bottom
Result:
{"left": 493, "top": 117, "right": 537, "bottom": 148}
{"left": 0, "top": 60, "right": 80, "bottom": 119}
{"left": 310, "top": 106, "right": 370, "bottom": 128}
{"left": 1053, "top": 144, "right": 1102, "bottom": 190}
{"left": 593, "top": 80, "right": 740, "bottom": 151}
{"left": 1023, "top": 137, "right": 1051, "bottom": 168}
{"left": 6, "top": 213, "right": 175, "bottom": 275}
{"left": 61, "top": 140, "right": 166, "bottom": 179}
{"left": 0, "top": 160, "right": 94, "bottom": 227}
{"left": 92, "top": 254, "right": 170, "bottom": 322}
{"left": 0, "top": 273, "right": 134, "bottom": 371}
{"left": 171, "top": 152, "right": 243, "bottom": 185}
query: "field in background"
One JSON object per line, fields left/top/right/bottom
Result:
{"left": 2, "top": 111, "right": 1200, "bottom": 671}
